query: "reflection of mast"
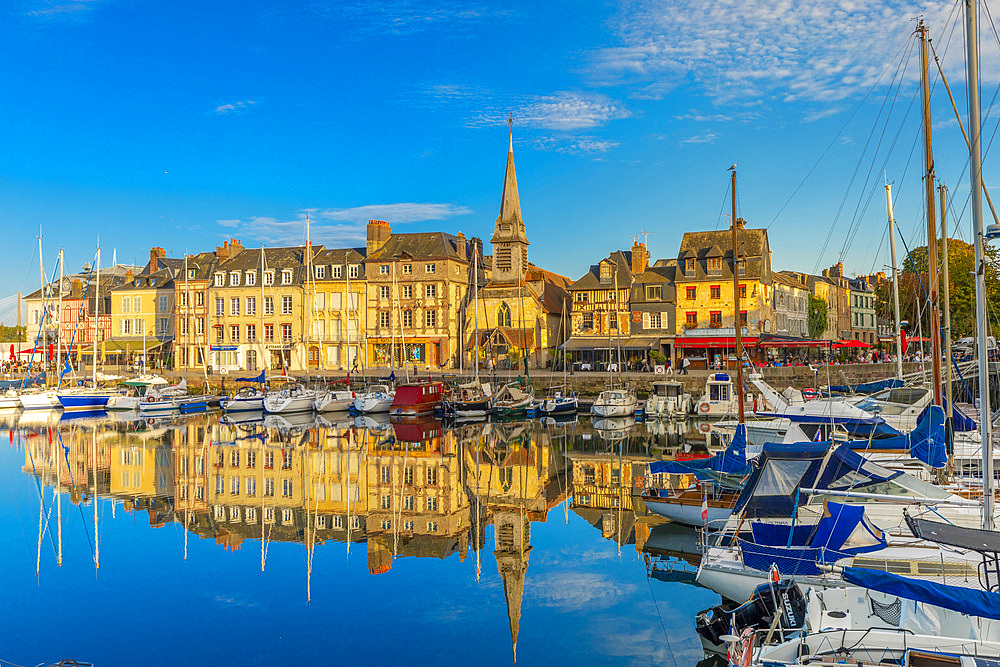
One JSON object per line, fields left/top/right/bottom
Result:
{"left": 93, "top": 423, "right": 99, "bottom": 570}
{"left": 56, "top": 428, "right": 62, "bottom": 566}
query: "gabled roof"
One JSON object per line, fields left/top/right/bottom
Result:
{"left": 312, "top": 247, "right": 366, "bottom": 268}
{"left": 524, "top": 264, "right": 572, "bottom": 314}
{"left": 772, "top": 272, "right": 809, "bottom": 290}
{"left": 367, "top": 232, "right": 467, "bottom": 263}
{"left": 568, "top": 250, "right": 634, "bottom": 291}
{"left": 217, "top": 246, "right": 311, "bottom": 276}
{"left": 678, "top": 227, "right": 769, "bottom": 259}
{"left": 110, "top": 267, "right": 175, "bottom": 292}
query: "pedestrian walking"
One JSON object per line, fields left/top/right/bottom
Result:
{"left": 681, "top": 356, "right": 690, "bottom": 375}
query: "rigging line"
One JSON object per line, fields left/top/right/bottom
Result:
{"left": 766, "top": 33, "right": 916, "bottom": 231}
{"left": 813, "top": 33, "right": 917, "bottom": 273}
{"left": 841, "top": 90, "right": 921, "bottom": 260}
{"left": 714, "top": 172, "right": 731, "bottom": 231}
{"left": 645, "top": 571, "right": 679, "bottom": 667}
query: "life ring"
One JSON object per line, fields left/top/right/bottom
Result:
{"left": 699, "top": 403, "right": 710, "bottom": 413}
{"left": 147, "top": 418, "right": 155, "bottom": 426}
{"left": 802, "top": 388, "right": 819, "bottom": 400}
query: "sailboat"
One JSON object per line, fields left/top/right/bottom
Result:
{"left": 57, "top": 246, "right": 112, "bottom": 411}
{"left": 539, "top": 298, "right": 577, "bottom": 415}
{"left": 592, "top": 258, "right": 637, "bottom": 417}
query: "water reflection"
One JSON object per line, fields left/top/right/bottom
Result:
{"left": 2, "top": 409, "right": 720, "bottom": 665}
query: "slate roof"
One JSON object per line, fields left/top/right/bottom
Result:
{"left": 215, "top": 245, "right": 312, "bottom": 283}
{"left": 524, "top": 264, "right": 572, "bottom": 314}
{"left": 772, "top": 272, "right": 809, "bottom": 290}
{"left": 676, "top": 226, "right": 771, "bottom": 283}
{"left": 110, "top": 267, "right": 176, "bottom": 292}
{"left": 568, "top": 250, "right": 634, "bottom": 291}
{"left": 366, "top": 232, "right": 468, "bottom": 263}
{"left": 312, "top": 247, "right": 366, "bottom": 269}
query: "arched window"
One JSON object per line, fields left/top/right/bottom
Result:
{"left": 498, "top": 302, "right": 511, "bottom": 328}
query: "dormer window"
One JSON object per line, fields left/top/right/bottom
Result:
{"left": 263, "top": 270, "right": 274, "bottom": 286}
{"left": 707, "top": 257, "right": 721, "bottom": 272}
{"left": 315, "top": 265, "right": 325, "bottom": 279}
{"left": 214, "top": 272, "right": 224, "bottom": 287}
{"left": 245, "top": 272, "right": 255, "bottom": 286}
{"left": 332, "top": 265, "right": 342, "bottom": 279}
{"left": 188, "top": 269, "right": 196, "bottom": 279}
{"left": 349, "top": 265, "right": 360, "bottom": 279}
{"left": 281, "top": 269, "right": 293, "bottom": 285}
{"left": 599, "top": 263, "right": 611, "bottom": 282}
{"left": 737, "top": 258, "right": 747, "bottom": 275}
{"left": 230, "top": 271, "right": 240, "bottom": 287}
{"left": 685, "top": 258, "right": 695, "bottom": 273}
{"left": 150, "top": 278, "right": 157, "bottom": 287}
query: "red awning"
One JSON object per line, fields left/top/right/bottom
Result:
{"left": 833, "top": 339, "right": 872, "bottom": 349}
{"left": 759, "top": 339, "right": 832, "bottom": 348}
{"left": 674, "top": 336, "right": 759, "bottom": 349}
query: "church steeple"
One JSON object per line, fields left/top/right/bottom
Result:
{"left": 491, "top": 129, "right": 530, "bottom": 285}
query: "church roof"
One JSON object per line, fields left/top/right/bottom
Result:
{"left": 491, "top": 133, "right": 529, "bottom": 245}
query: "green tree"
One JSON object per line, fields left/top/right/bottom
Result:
{"left": 808, "top": 296, "right": 828, "bottom": 339}
{"left": 897, "top": 239, "right": 1000, "bottom": 339}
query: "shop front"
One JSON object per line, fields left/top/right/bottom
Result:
{"left": 368, "top": 338, "right": 444, "bottom": 369}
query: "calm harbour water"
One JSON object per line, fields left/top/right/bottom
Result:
{"left": 0, "top": 410, "right": 721, "bottom": 666}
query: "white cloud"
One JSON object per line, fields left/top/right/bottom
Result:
{"left": 527, "top": 572, "right": 637, "bottom": 612}
{"left": 309, "top": 1, "right": 514, "bottom": 37}
{"left": 680, "top": 131, "right": 718, "bottom": 144}
{"left": 217, "top": 203, "right": 472, "bottom": 245}
{"left": 24, "top": 0, "right": 107, "bottom": 18}
{"left": 215, "top": 100, "right": 256, "bottom": 115}
{"left": 803, "top": 107, "right": 842, "bottom": 123}
{"left": 468, "top": 91, "right": 630, "bottom": 131}
{"left": 590, "top": 1, "right": 965, "bottom": 104}
{"left": 531, "top": 135, "right": 620, "bottom": 155}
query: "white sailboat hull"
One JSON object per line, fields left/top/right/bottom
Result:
{"left": 264, "top": 393, "right": 315, "bottom": 414}
{"left": 354, "top": 395, "right": 393, "bottom": 413}
{"left": 591, "top": 402, "right": 635, "bottom": 417}
{"left": 644, "top": 499, "right": 731, "bottom": 528}
{"left": 19, "top": 391, "right": 61, "bottom": 410}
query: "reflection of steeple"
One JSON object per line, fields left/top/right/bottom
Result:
{"left": 493, "top": 509, "right": 531, "bottom": 663}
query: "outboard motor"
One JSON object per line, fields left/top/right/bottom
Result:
{"left": 696, "top": 578, "right": 806, "bottom": 650}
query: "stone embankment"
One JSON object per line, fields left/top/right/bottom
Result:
{"left": 155, "top": 362, "right": 925, "bottom": 399}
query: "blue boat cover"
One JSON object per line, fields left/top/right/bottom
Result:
{"left": 841, "top": 566, "right": 1000, "bottom": 621}
{"left": 648, "top": 424, "right": 749, "bottom": 477}
{"left": 828, "top": 378, "right": 903, "bottom": 394}
{"left": 739, "top": 539, "right": 853, "bottom": 576}
{"left": 860, "top": 405, "right": 947, "bottom": 468}
{"left": 0, "top": 372, "right": 44, "bottom": 389}
{"left": 733, "top": 443, "right": 902, "bottom": 518}
{"left": 236, "top": 370, "right": 265, "bottom": 383}
{"left": 751, "top": 502, "right": 886, "bottom": 554}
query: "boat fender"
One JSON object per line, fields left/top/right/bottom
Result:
{"left": 699, "top": 402, "right": 710, "bottom": 413}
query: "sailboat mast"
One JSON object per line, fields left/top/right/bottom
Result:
{"left": 918, "top": 20, "right": 944, "bottom": 407}
{"left": 965, "top": 0, "right": 993, "bottom": 529}
{"left": 305, "top": 215, "right": 311, "bottom": 375}
{"left": 56, "top": 249, "right": 63, "bottom": 385}
{"left": 940, "top": 183, "right": 955, "bottom": 464}
{"left": 259, "top": 248, "right": 266, "bottom": 373}
{"left": 37, "top": 234, "right": 45, "bottom": 382}
{"left": 731, "top": 167, "right": 745, "bottom": 423}
{"left": 345, "top": 256, "right": 351, "bottom": 374}
{"left": 93, "top": 247, "right": 100, "bottom": 386}
{"left": 886, "top": 185, "right": 904, "bottom": 379}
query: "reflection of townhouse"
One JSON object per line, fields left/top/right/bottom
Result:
{"left": 172, "top": 416, "right": 213, "bottom": 519}
{"left": 23, "top": 426, "right": 114, "bottom": 497}
{"left": 110, "top": 436, "right": 173, "bottom": 500}
{"left": 364, "top": 420, "right": 469, "bottom": 569}
{"left": 306, "top": 423, "right": 369, "bottom": 530}
{"left": 207, "top": 424, "right": 304, "bottom": 532}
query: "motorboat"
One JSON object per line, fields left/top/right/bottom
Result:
{"left": 591, "top": 387, "right": 637, "bottom": 418}
{"left": 750, "top": 375, "right": 890, "bottom": 437}
{"left": 107, "top": 376, "right": 169, "bottom": 411}
{"left": 693, "top": 373, "right": 754, "bottom": 417}
{"left": 222, "top": 386, "right": 265, "bottom": 412}
{"left": 263, "top": 379, "right": 316, "bottom": 414}
{"left": 442, "top": 380, "right": 492, "bottom": 418}
{"left": 538, "top": 387, "right": 578, "bottom": 415}
{"left": 353, "top": 384, "right": 394, "bottom": 413}
{"left": 645, "top": 380, "right": 691, "bottom": 419}
{"left": 0, "top": 388, "right": 21, "bottom": 410}
{"left": 314, "top": 387, "right": 355, "bottom": 413}
{"left": 138, "top": 379, "right": 191, "bottom": 414}
{"left": 391, "top": 380, "right": 443, "bottom": 416}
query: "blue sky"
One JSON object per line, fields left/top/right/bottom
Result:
{"left": 1, "top": 0, "right": 996, "bottom": 323}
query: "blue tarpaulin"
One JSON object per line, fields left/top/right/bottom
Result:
{"left": 841, "top": 566, "right": 1000, "bottom": 621}
{"left": 828, "top": 378, "right": 903, "bottom": 395}
{"left": 236, "top": 370, "right": 265, "bottom": 383}
{"left": 649, "top": 424, "right": 749, "bottom": 477}
{"left": 751, "top": 502, "right": 886, "bottom": 554}
{"left": 0, "top": 372, "right": 44, "bottom": 389}
{"left": 854, "top": 405, "right": 947, "bottom": 468}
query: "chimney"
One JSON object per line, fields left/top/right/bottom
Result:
{"left": 215, "top": 238, "right": 244, "bottom": 263}
{"left": 456, "top": 232, "right": 467, "bottom": 261}
{"left": 631, "top": 241, "right": 649, "bottom": 275}
{"left": 733, "top": 217, "right": 747, "bottom": 230}
{"left": 71, "top": 279, "right": 83, "bottom": 299}
{"left": 470, "top": 237, "right": 483, "bottom": 259}
{"left": 822, "top": 269, "right": 829, "bottom": 278}
{"left": 125, "top": 270, "right": 135, "bottom": 283}
{"left": 367, "top": 220, "right": 391, "bottom": 255}
{"left": 149, "top": 247, "right": 166, "bottom": 269}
